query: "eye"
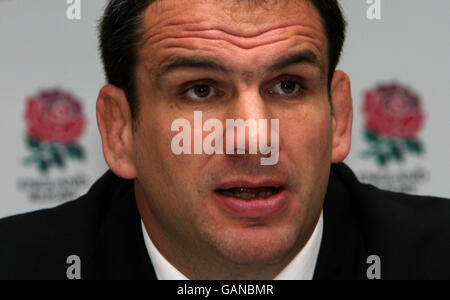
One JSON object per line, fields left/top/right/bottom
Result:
{"left": 183, "top": 84, "right": 217, "bottom": 101}
{"left": 268, "top": 79, "right": 304, "bottom": 97}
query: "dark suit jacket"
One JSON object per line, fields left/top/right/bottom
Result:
{"left": 1, "top": 163, "right": 449, "bottom": 280}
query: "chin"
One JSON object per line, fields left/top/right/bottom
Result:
{"left": 208, "top": 224, "right": 299, "bottom": 265}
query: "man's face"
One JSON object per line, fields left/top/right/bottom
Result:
{"left": 132, "top": 0, "right": 336, "bottom": 274}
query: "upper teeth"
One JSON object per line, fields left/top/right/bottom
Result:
{"left": 220, "top": 188, "right": 278, "bottom": 199}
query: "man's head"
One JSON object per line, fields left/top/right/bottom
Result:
{"left": 96, "top": 0, "right": 353, "bottom": 279}
{"left": 99, "top": 0, "right": 347, "bottom": 120}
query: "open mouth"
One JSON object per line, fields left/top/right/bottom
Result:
{"left": 213, "top": 180, "right": 287, "bottom": 218}
{"left": 216, "top": 187, "right": 282, "bottom": 200}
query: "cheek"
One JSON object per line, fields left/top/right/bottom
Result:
{"left": 135, "top": 113, "right": 184, "bottom": 185}
{"left": 133, "top": 116, "right": 199, "bottom": 226}
{"left": 134, "top": 109, "right": 208, "bottom": 201}
{"left": 280, "top": 104, "right": 333, "bottom": 177}
{"left": 279, "top": 105, "right": 332, "bottom": 221}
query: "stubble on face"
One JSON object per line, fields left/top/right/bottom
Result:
{"left": 133, "top": 0, "right": 332, "bottom": 279}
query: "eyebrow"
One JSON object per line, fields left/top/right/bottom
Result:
{"left": 153, "top": 49, "right": 323, "bottom": 83}
{"left": 154, "top": 56, "right": 229, "bottom": 83}
{"left": 267, "top": 50, "right": 323, "bottom": 75}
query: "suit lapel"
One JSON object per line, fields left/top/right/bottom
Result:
{"left": 313, "top": 164, "right": 369, "bottom": 280}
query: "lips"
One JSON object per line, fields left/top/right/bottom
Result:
{"left": 214, "top": 180, "right": 287, "bottom": 218}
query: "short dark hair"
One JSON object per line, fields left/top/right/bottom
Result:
{"left": 99, "top": 0, "right": 346, "bottom": 119}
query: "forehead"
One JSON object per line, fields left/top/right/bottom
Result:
{"left": 139, "top": 0, "right": 327, "bottom": 78}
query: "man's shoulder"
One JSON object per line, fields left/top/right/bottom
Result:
{"left": 0, "top": 170, "right": 131, "bottom": 279}
{"left": 0, "top": 170, "right": 123, "bottom": 243}
{"left": 333, "top": 163, "right": 450, "bottom": 225}
{"left": 341, "top": 164, "right": 450, "bottom": 232}
{"left": 0, "top": 193, "right": 97, "bottom": 247}
{"left": 333, "top": 163, "right": 450, "bottom": 279}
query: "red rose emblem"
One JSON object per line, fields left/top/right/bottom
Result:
{"left": 363, "top": 84, "right": 425, "bottom": 138}
{"left": 361, "top": 83, "right": 425, "bottom": 166}
{"left": 24, "top": 89, "right": 86, "bottom": 144}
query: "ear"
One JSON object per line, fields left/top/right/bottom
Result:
{"left": 330, "top": 70, "right": 353, "bottom": 163}
{"left": 96, "top": 84, "right": 137, "bottom": 179}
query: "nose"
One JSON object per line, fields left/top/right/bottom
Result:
{"left": 224, "top": 88, "right": 279, "bottom": 162}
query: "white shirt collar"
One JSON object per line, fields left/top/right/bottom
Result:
{"left": 141, "top": 211, "right": 323, "bottom": 280}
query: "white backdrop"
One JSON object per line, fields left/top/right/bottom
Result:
{"left": 340, "top": 0, "right": 450, "bottom": 198}
{"left": 0, "top": 0, "right": 449, "bottom": 219}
